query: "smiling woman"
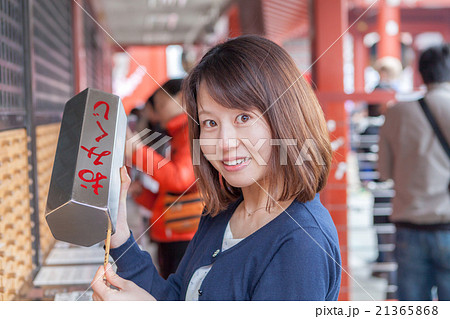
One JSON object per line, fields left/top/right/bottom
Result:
{"left": 92, "top": 35, "right": 341, "bottom": 301}
{"left": 196, "top": 83, "right": 273, "bottom": 191}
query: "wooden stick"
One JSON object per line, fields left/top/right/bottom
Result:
{"left": 103, "top": 217, "right": 112, "bottom": 282}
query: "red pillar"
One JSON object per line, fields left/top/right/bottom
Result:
{"left": 72, "top": 0, "right": 87, "bottom": 93}
{"left": 228, "top": 4, "right": 242, "bottom": 38}
{"left": 377, "top": 0, "right": 401, "bottom": 59}
{"left": 353, "top": 29, "right": 368, "bottom": 92}
{"left": 314, "top": 0, "right": 349, "bottom": 301}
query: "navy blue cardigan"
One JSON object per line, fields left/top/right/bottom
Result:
{"left": 110, "top": 194, "right": 341, "bottom": 300}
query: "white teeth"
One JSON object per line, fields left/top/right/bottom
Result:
{"left": 223, "top": 157, "right": 250, "bottom": 166}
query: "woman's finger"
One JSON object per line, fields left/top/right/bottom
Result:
{"left": 91, "top": 265, "right": 105, "bottom": 286}
{"left": 104, "top": 264, "right": 128, "bottom": 290}
{"left": 111, "top": 166, "right": 132, "bottom": 248}
{"left": 91, "top": 266, "right": 108, "bottom": 300}
{"left": 120, "top": 166, "right": 131, "bottom": 190}
{"left": 118, "top": 166, "right": 131, "bottom": 210}
{"left": 118, "top": 166, "right": 130, "bottom": 209}
{"left": 92, "top": 292, "right": 100, "bottom": 301}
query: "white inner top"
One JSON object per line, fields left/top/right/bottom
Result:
{"left": 185, "top": 221, "right": 244, "bottom": 301}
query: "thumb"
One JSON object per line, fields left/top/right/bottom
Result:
{"left": 120, "top": 166, "right": 131, "bottom": 191}
{"left": 104, "top": 264, "right": 128, "bottom": 290}
{"left": 118, "top": 166, "right": 130, "bottom": 219}
{"left": 119, "top": 166, "right": 131, "bottom": 202}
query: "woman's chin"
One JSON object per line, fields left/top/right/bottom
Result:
{"left": 221, "top": 175, "right": 260, "bottom": 189}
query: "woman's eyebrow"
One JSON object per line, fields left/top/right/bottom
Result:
{"left": 198, "top": 109, "right": 213, "bottom": 116}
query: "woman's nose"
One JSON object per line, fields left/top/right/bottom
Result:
{"left": 219, "top": 125, "right": 239, "bottom": 152}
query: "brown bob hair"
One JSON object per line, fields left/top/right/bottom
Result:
{"left": 183, "top": 35, "right": 332, "bottom": 216}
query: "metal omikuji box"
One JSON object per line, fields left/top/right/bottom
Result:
{"left": 45, "top": 88, "right": 127, "bottom": 247}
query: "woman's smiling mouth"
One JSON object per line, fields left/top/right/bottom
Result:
{"left": 222, "top": 157, "right": 252, "bottom": 171}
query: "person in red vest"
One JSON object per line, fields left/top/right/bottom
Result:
{"left": 127, "top": 79, "right": 202, "bottom": 279}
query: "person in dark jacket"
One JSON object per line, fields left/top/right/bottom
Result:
{"left": 91, "top": 35, "right": 341, "bottom": 301}
{"left": 378, "top": 44, "right": 450, "bottom": 300}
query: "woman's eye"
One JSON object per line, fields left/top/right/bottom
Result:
{"left": 203, "top": 120, "right": 217, "bottom": 128}
{"left": 236, "top": 114, "right": 250, "bottom": 123}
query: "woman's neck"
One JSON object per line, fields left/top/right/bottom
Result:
{"left": 239, "top": 181, "right": 293, "bottom": 218}
{"left": 229, "top": 182, "right": 294, "bottom": 239}
{"left": 240, "top": 182, "right": 271, "bottom": 214}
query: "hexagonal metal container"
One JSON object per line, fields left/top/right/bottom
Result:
{"left": 45, "top": 88, "right": 127, "bottom": 247}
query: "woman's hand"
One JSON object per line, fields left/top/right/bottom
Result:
{"left": 110, "top": 166, "right": 132, "bottom": 248}
{"left": 91, "top": 264, "right": 156, "bottom": 301}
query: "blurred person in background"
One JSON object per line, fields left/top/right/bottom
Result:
{"left": 126, "top": 79, "right": 203, "bottom": 279}
{"left": 378, "top": 44, "right": 450, "bottom": 300}
{"left": 358, "top": 57, "right": 402, "bottom": 280}
{"left": 128, "top": 92, "right": 169, "bottom": 218}
{"left": 358, "top": 57, "right": 402, "bottom": 173}
{"left": 127, "top": 94, "right": 167, "bottom": 248}
{"left": 367, "top": 56, "right": 402, "bottom": 124}
{"left": 372, "top": 57, "right": 402, "bottom": 92}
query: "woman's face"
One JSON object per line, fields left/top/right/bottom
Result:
{"left": 197, "top": 83, "right": 272, "bottom": 188}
